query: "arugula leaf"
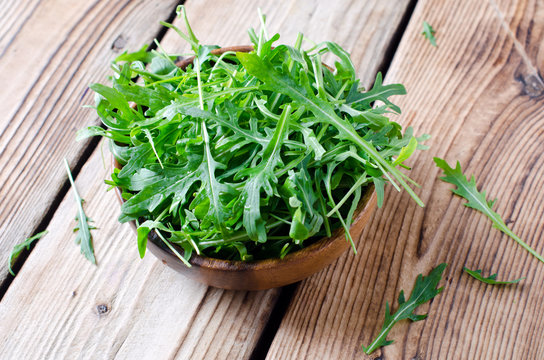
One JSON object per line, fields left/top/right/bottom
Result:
{"left": 434, "top": 157, "right": 544, "bottom": 264}
{"left": 64, "top": 159, "right": 96, "bottom": 264}
{"left": 120, "top": 164, "right": 199, "bottom": 220}
{"left": 8, "top": 231, "right": 48, "bottom": 275}
{"left": 198, "top": 119, "right": 233, "bottom": 239}
{"left": 422, "top": 21, "right": 437, "bottom": 47}
{"left": 345, "top": 73, "right": 406, "bottom": 113}
{"left": 240, "top": 105, "right": 292, "bottom": 243}
{"left": 393, "top": 136, "right": 417, "bottom": 166}
{"left": 237, "top": 52, "right": 423, "bottom": 207}
{"left": 115, "top": 44, "right": 153, "bottom": 63}
{"left": 362, "top": 263, "right": 447, "bottom": 354}
{"left": 82, "top": 11, "right": 426, "bottom": 261}
{"left": 463, "top": 267, "right": 524, "bottom": 285}
{"left": 89, "top": 83, "right": 143, "bottom": 123}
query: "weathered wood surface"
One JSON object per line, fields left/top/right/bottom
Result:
{"left": 0, "top": 0, "right": 182, "bottom": 285}
{"left": 160, "top": 0, "right": 411, "bottom": 88}
{"left": 267, "top": 0, "right": 544, "bottom": 359}
{"left": 0, "top": 0, "right": 414, "bottom": 359}
{"left": 0, "top": 144, "right": 281, "bottom": 359}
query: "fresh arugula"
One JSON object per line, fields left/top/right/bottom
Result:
{"left": 363, "top": 263, "right": 447, "bottom": 354}
{"left": 8, "top": 231, "right": 48, "bottom": 275}
{"left": 64, "top": 159, "right": 96, "bottom": 264}
{"left": 434, "top": 157, "right": 544, "bottom": 264}
{"left": 463, "top": 267, "right": 524, "bottom": 285}
{"left": 422, "top": 21, "right": 437, "bottom": 47}
{"left": 80, "top": 7, "right": 426, "bottom": 261}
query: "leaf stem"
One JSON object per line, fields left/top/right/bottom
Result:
{"left": 364, "top": 320, "right": 395, "bottom": 354}
{"left": 156, "top": 230, "right": 191, "bottom": 267}
{"left": 502, "top": 225, "right": 544, "bottom": 263}
{"left": 64, "top": 158, "right": 82, "bottom": 202}
{"left": 195, "top": 58, "right": 204, "bottom": 110}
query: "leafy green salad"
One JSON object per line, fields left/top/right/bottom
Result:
{"left": 79, "top": 8, "right": 425, "bottom": 264}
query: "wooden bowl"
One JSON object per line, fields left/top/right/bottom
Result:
{"left": 112, "top": 46, "right": 378, "bottom": 290}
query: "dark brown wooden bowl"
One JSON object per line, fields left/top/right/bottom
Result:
{"left": 111, "top": 46, "right": 377, "bottom": 290}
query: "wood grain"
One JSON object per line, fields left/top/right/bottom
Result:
{"left": 267, "top": 0, "right": 544, "bottom": 359}
{"left": 0, "top": 0, "right": 414, "bottom": 358}
{"left": 0, "top": 0, "right": 182, "bottom": 285}
{"left": 0, "top": 139, "right": 280, "bottom": 359}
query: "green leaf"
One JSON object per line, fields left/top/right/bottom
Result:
{"left": 83, "top": 12, "right": 426, "bottom": 262}
{"left": 299, "top": 125, "right": 326, "bottom": 160}
{"left": 289, "top": 208, "right": 310, "bottom": 241}
{"left": 137, "top": 224, "right": 151, "bottom": 258}
{"left": 393, "top": 136, "right": 417, "bottom": 166}
{"left": 434, "top": 157, "right": 544, "bottom": 264}
{"left": 120, "top": 165, "right": 199, "bottom": 219}
{"left": 115, "top": 44, "right": 153, "bottom": 63}
{"left": 136, "top": 220, "right": 192, "bottom": 266}
{"left": 241, "top": 105, "right": 292, "bottom": 242}
{"left": 237, "top": 52, "right": 423, "bottom": 207}
{"left": 114, "top": 83, "right": 171, "bottom": 111}
{"left": 373, "top": 177, "right": 385, "bottom": 208}
{"left": 64, "top": 159, "right": 96, "bottom": 264}
{"left": 89, "top": 83, "right": 142, "bottom": 122}
{"left": 8, "top": 231, "right": 48, "bottom": 276}
{"left": 346, "top": 72, "right": 406, "bottom": 113}
{"left": 362, "top": 263, "right": 447, "bottom": 354}
{"left": 463, "top": 267, "right": 524, "bottom": 285}
{"left": 76, "top": 126, "right": 106, "bottom": 141}
{"left": 422, "top": 21, "right": 437, "bottom": 47}
{"left": 323, "top": 41, "right": 355, "bottom": 81}
{"left": 198, "top": 120, "right": 233, "bottom": 238}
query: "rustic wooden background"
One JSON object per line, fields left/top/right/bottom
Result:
{"left": 0, "top": 0, "right": 543, "bottom": 359}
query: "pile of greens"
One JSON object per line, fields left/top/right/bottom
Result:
{"left": 79, "top": 8, "right": 425, "bottom": 264}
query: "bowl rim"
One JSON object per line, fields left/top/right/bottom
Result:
{"left": 110, "top": 45, "right": 377, "bottom": 272}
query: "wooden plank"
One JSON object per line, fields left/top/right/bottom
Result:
{"left": 0, "top": 140, "right": 281, "bottom": 359}
{"left": 0, "top": 0, "right": 181, "bottom": 285}
{"left": 0, "top": 0, "right": 414, "bottom": 358}
{"left": 159, "top": 0, "right": 412, "bottom": 88}
{"left": 267, "top": 0, "right": 544, "bottom": 359}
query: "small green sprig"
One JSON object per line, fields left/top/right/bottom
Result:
{"left": 422, "top": 21, "right": 437, "bottom": 47}
{"left": 434, "top": 157, "right": 544, "bottom": 264}
{"left": 463, "top": 267, "right": 524, "bottom": 285}
{"left": 363, "top": 263, "right": 447, "bottom": 354}
{"left": 8, "top": 231, "right": 48, "bottom": 275}
{"left": 64, "top": 159, "right": 96, "bottom": 264}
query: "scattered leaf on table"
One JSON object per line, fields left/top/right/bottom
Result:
{"left": 64, "top": 159, "right": 96, "bottom": 264}
{"left": 463, "top": 267, "right": 524, "bottom": 285}
{"left": 8, "top": 231, "right": 48, "bottom": 276}
{"left": 362, "top": 263, "right": 447, "bottom": 354}
{"left": 422, "top": 21, "right": 437, "bottom": 47}
{"left": 434, "top": 157, "right": 544, "bottom": 264}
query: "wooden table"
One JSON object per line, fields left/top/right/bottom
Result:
{"left": 1, "top": 0, "right": 543, "bottom": 358}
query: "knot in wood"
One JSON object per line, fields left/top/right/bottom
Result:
{"left": 522, "top": 73, "right": 544, "bottom": 98}
{"left": 111, "top": 35, "right": 127, "bottom": 52}
{"left": 96, "top": 304, "right": 109, "bottom": 315}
